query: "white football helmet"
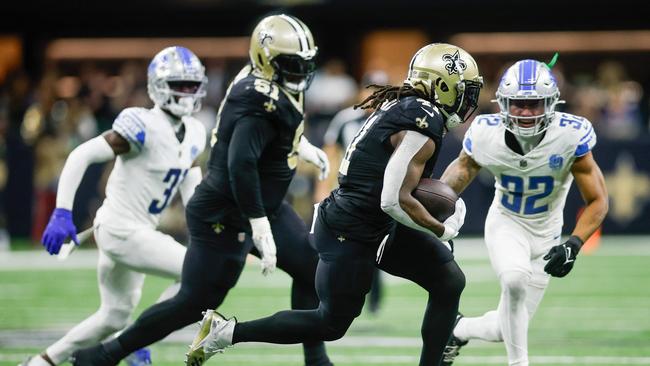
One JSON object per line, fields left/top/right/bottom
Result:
{"left": 495, "top": 59, "right": 563, "bottom": 137}
{"left": 147, "top": 46, "right": 208, "bottom": 117}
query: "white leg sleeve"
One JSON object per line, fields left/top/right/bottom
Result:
{"left": 455, "top": 208, "right": 534, "bottom": 366}
{"left": 46, "top": 249, "right": 143, "bottom": 364}
{"left": 498, "top": 271, "right": 531, "bottom": 366}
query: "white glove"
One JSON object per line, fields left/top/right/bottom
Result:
{"left": 438, "top": 198, "right": 466, "bottom": 242}
{"left": 298, "top": 136, "right": 330, "bottom": 181}
{"left": 249, "top": 217, "right": 277, "bottom": 276}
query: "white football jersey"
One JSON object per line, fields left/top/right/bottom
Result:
{"left": 95, "top": 107, "right": 206, "bottom": 235}
{"left": 463, "top": 112, "right": 596, "bottom": 237}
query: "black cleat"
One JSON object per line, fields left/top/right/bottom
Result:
{"left": 441, "top": 313, "right": 468, "bottom": 366}
{"left": 71, "top": 344, "right": 119, "bottom": 366}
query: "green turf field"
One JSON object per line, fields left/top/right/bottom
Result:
{"left": 1, "top": 236, "right": 649, "bottom": 365}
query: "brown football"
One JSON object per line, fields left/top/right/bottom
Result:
{"left": 412, "top": 178, "right": 458, "bottom": 222}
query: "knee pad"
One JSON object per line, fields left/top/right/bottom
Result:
{"left": 500, "top": 271, "right": 529, "bottom": 301}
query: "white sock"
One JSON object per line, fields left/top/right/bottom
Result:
{"left": 454, "top": 310, "right": 502, "bottom": 342}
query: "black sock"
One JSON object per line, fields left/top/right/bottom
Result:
{"left": 101, "top": 339, "right": 129, "bottom": 361}
{"left": 303, "top": 343, "right": 332, "bottom": 366}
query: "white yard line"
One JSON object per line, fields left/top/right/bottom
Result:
{"left": 2, "top": 352, "right": 650, "bottom": 364}
{"left": 2, "top": 236, "right": 649, "bottom": 271}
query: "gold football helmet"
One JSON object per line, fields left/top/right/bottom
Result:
{"left": 406, "top": 43, "right": 483, "bottom": 129}
{"left": 249, "top": 14, "right": 318, "bottom": 93}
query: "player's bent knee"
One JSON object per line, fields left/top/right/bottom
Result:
{"left": 423, "top": 261, "right": 466, "bottom": 301}
{"left": 443, "top": 264, "right": 466, "bottom": 298}
{"left": 500, "top": 271, "right": 529, "bottom": 301}
{"left": 100, "top": 306, "right": 133, "bottom": 333}
{"left": 316, "top": 307, "right": 354, "bottom": 341}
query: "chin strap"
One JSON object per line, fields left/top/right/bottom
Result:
{"left": 439, "top": 107, "right": 462, "bottom": 130}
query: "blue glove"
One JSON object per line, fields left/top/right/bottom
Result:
{"left": 41, "top": 208, "right": 79, "bottom": 255}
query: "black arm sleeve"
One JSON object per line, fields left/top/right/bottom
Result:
{"left": 227, "top": 115, "right": 277, "bottom": 218}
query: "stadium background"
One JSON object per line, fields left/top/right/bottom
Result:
{"left": 0, "top": 1, "right": 649, "bottom": 365}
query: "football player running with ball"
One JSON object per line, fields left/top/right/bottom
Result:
{"left": 186, "top": 43, "right": 484, "bottom": 366}
{"left": 72, "top": 14, "right": 333, "bottom": 366}
{"left": 440, "top": 59, "right": 608, "bottom": 366}
{"left": 23, "top": 46, "right": 209, "bottom": 366}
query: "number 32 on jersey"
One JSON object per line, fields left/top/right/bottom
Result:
{"left": 500, "top": 174, "right": 554, "bottom": 215}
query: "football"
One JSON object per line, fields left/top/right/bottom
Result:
{"left": 412, "top": 178, "right": 458, "bottom": 222}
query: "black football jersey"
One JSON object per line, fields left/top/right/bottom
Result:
{"left": 321, "top": 95, "right": 445, "bottom": 243}
{"left": 190, "top": 65, "right": 305, "bottom": 230}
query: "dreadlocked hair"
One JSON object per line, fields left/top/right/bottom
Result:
{"left": 354, "top": 81, "right": 430, "bottom": 110}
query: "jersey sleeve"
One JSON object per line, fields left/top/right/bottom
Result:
{"left": 112, "top": 108, "right": 147, "bottom": 153}
{"left": 462, "top": 123, "right": 475, "bottom": 157}
{"left": 574, "top": 118, "right": 597, "bottom": 157}
{"left": 389, "top": 97, "right": 445, "bottom": 143}
{"left": 227, "top": 115, "right": 278, "bottom": 218}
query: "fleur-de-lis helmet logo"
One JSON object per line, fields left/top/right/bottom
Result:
{"left": 259, "top": 30, "right": 273, "bottom": 47}
{"left": 442, "top": 50, "right": 467, "bottom": 75}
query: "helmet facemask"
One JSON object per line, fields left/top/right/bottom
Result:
{"left": 271, "top": 54, "right": 317, "bottom": 93}
{"left": 152, "top": 79, "right": 207, "bottom": 117}
{"left": 441, "top": 78, "right": 483, "bottom": 129}
{"left": 498, "top": 96, "right": 558, "bottom": 137}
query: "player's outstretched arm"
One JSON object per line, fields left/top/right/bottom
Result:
{"left": 544, "top": 151, "right": 608, "bottom": 277}
{"left": 440, "top": 150, "right": 482, "bottom": 195}
{"left": 42, "top": 131, "right": 127, "bottom": 255}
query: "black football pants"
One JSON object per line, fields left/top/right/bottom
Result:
{"left": 113, "top": 202, "right": 322, "bottom": 357}
{"left": 234, "top": 216, "right": 466, "bottom": 366}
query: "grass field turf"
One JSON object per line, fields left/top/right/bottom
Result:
{"left": 1, "top": 236, "right": 649, "bottom": 365}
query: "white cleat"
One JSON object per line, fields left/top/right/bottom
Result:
{"left": 185, "top": 309, "right": 236, "bottom": 366}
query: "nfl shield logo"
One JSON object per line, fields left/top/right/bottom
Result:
{"left": 549, "top": 154, "right": 564, "bottom": 170}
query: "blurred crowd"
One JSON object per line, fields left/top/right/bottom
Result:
{"left": 0, "top": 55, "right": 648, "bottom": 248}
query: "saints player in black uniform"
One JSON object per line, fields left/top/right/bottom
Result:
{"left": 192, "top": 43, "right": 484, "bottom": 366}
{"left": 71, "top": 14, "right": 333, "bottom": 366}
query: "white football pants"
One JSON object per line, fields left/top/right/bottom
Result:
{"left": 454, "top": 207, "right": 559, "bottom": 366}
{"left": 45, "top": 225, "right": 186, "bottom": 364}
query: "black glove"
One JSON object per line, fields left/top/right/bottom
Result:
{"left": 543, "top": 235, "right": 583, "bottom": 278}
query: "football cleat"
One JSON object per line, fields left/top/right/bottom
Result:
{"left": 124, "top": 348, "right": 151, "bottom": 366}
{"left": 185, "top": 310, "right": 236, "bottom": 366}
{"left": 441, "top": 313, "right": 469, "bottom": 366}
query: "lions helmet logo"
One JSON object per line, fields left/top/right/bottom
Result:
{"left": 442, "top": 50, "right": 467, "bottom": 76}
